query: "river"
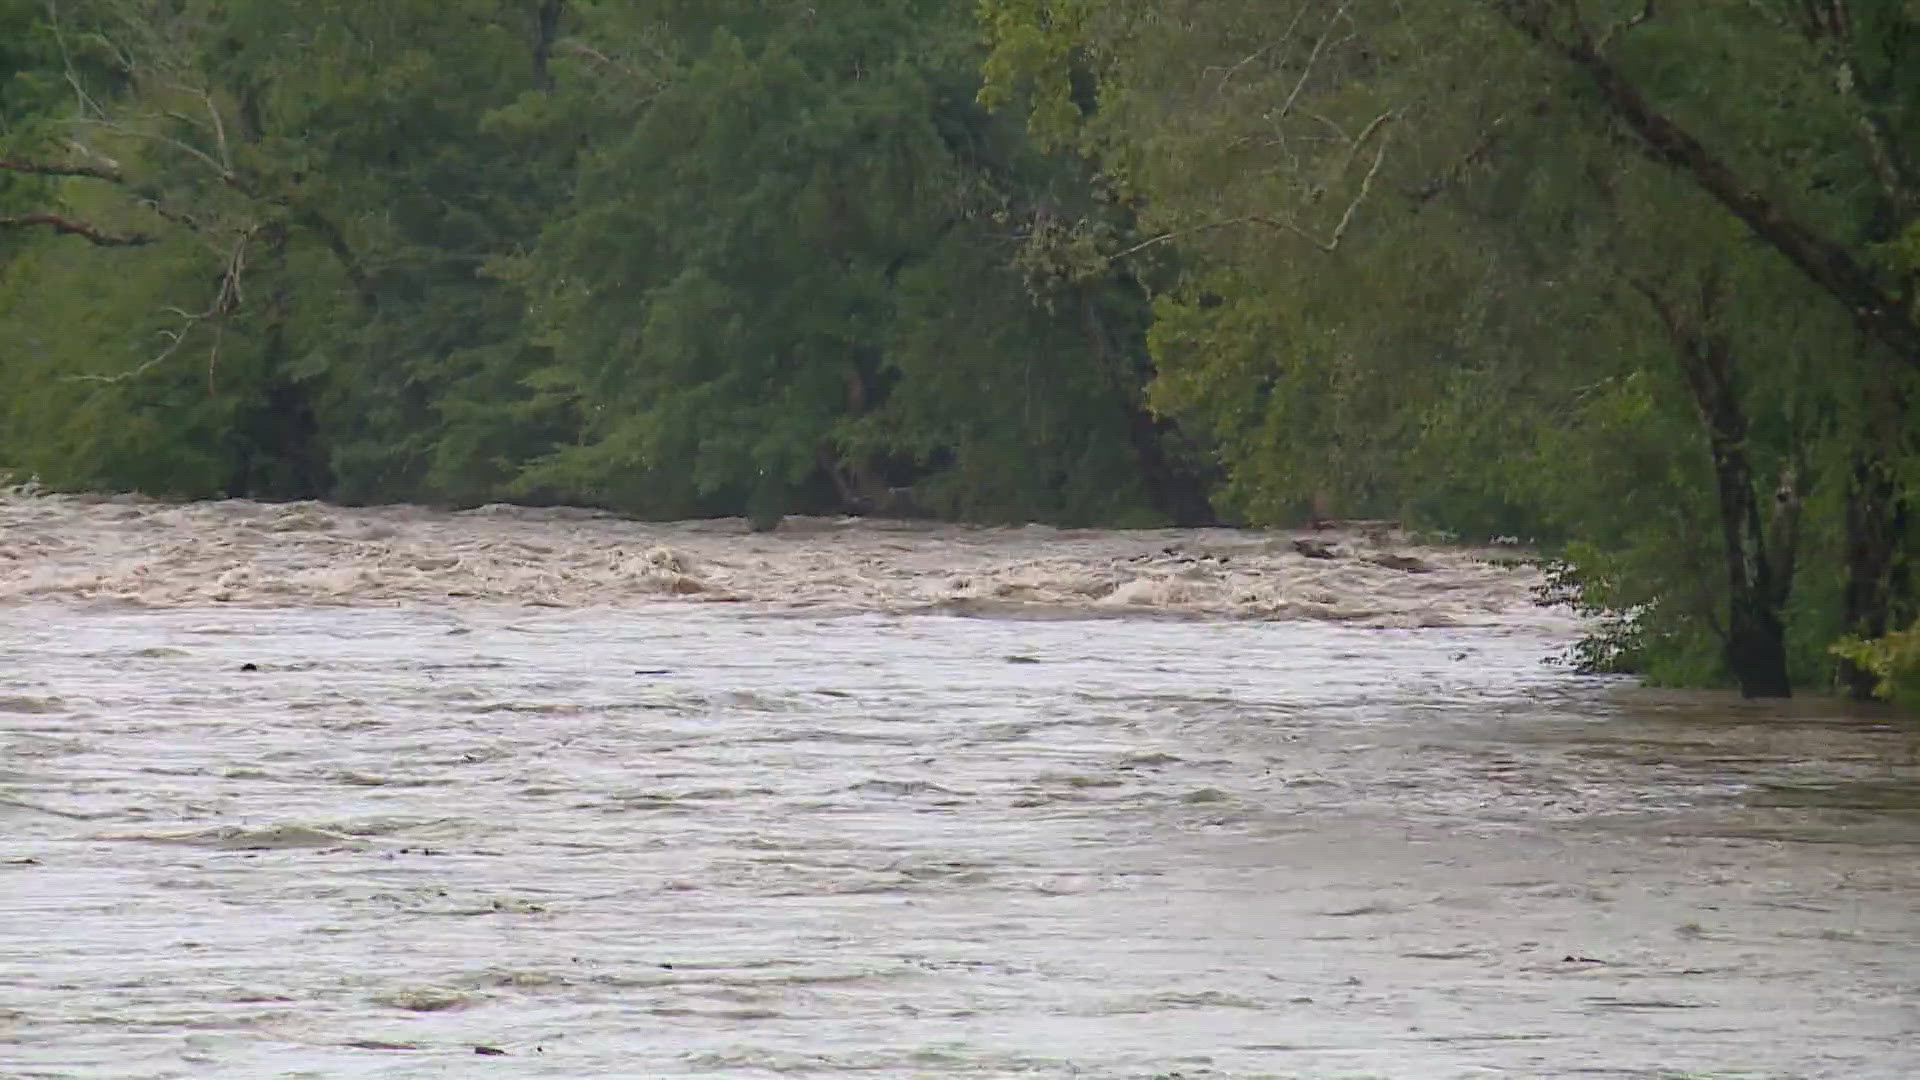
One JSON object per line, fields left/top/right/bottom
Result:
{"left": 2, "top": 494, "right": 1917, "bottom": 1078}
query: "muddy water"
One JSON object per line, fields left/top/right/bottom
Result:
{"left": 2, "top": 497, "right": 1919, "bottom": 1078}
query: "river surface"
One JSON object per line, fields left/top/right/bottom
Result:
{"left": 2, "top": 496, "right": 1918, "bottom": 1078}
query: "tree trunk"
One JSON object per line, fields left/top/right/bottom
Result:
{"left": 1726, "top": 591, "right": 1793, "bottom": 698}
{"left": 531, "top": 1, "right": 565, "bottom": 91}
{"left": 1078, "top": 295, "right": 1217, "bottom": 526}
{"left": 1641, "top": 277, "right": 1796, "bottom": 696}
{"left": 1695, "top": 352, "right": 1793, "bottom": 698}
{"left": 1122, "top": 404, "right": 1218, "bottom": 527}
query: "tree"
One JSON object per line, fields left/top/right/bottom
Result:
{"left": 979, "top": 0, "right": 1920, "bottom": 696}
{"left": 515, "top": 0, "right": 1202, "bottom": 525}
{"left": 1490, "top": 3, "right": 1920, "bottom": 697}
{"left": 1, "top": 0, "right": 576, "bottom": 501}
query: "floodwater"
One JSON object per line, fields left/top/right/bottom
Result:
{"left": 2, "top": 495, "right": 1918, "bottom": 1078}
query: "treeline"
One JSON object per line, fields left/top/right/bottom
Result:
{"left": 0, "top": 0, "right": 1213, "bottom": 527}
{"left": 6, "top": 1, "right": 1920, "bottom": 703}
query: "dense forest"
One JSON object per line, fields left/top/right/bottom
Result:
{"left": 4, "top": 1, "right": 1920, "bottom": 704}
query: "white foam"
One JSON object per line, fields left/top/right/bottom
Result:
{"left": 0, "top": 491, "right": 1573, "bottom": 627}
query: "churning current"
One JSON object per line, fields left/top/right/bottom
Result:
{"left": 2, "top": 494, "right": 1918, "bottom": 1078}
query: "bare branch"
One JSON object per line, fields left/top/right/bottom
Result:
{"left": 154, "top": 85, "right": 233, "bottom": 171}
{"left": 148, "top": 77, "right": 234, "bottom": 162}
{"left": 0, "top": 157, "right": 123, "bottom": 182}
{"left": 1406, "top": 115, "right": 1509, "bottom": 203}
{"left": 1298, "top": 108, "right": 1357, "bottom": 145}
{"left": 1112, "top": 110, "right": 1396, "bottom": 261}
{"left": 46, "top": 0, "right": 108, "bottom": 119}
{"left": 0, "top": 157, "right": 211, "bottom": 238}
{"left": 1321, "top": 115, "right": 1395, "bottom": 251}
{"left": 560, "top": 40, "right": 664, "bottom": 90}
{"left": 67, "top": 226, "right": 255, "bottom": 386}
{"left": 205, "top": 91, "right": 232, "bottom": 172}
{"left": 69, "top": 117, "right": 238, "bottom": 185}
{"left": 1108, "top": 215, "right": 1266, "bottom": 260}
{"left": 1340, "top": 109, "right": 1394, "bottom": 175}
{"left": 1275, "top": 1, "right": 1355, "bottom": 124}
{"left": 1210, "top": 3, "right": 1313, "bottom": 95}
{"left": 134, "top": 197, "right": 208, "bottom": 234}
{"left": 0, "top": 213, "right": 152, "bottom": 245}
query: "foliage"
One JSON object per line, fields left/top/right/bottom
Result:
{"left": 511, "top": 0, "right": 1179, "bottom": 522}
{"left": 1831, "top": 626, "right": 1920, "bottom": 712}
{"left": 976, "top": 0, "right": 1920, "bottom": 699}
{"left": 1, "top": 0, "right": 1204, "bottom": 525}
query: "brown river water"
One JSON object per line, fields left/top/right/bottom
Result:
{"left": 2, "top": 493, "right": 1917, "bottom": 1078}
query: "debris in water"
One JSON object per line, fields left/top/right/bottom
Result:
{"left": 1292, "top": 538, "right": 1339, "bottom": 560}
{"left": 1364, "top": 552, "right": 1434, "bottom": 574}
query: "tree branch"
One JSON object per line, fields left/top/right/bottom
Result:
{"left": 68, "top": 116, "right": 240, "bottom": 187}
{"left": 1813, "top": 0, "right": 1920, "bottom": 219}
{"left": 68, "top": 226, "right": 253, "bottom": 385}
{"left": 46, "top": 0, "right": 109, "bottom": 119}
{"left": 1275, "top": 1, "right": 1354, "bottom": 124}
{"left": 0, "top": 156, "right": 123, "bottom": 182}
{"left": 1498, "top": 1, "right": 1920, "bottom": 364}
{"left": 0, "top": 213, "right": 152, "bottom": 245}
{"left": 1113, "top": 110, "right": 1395, "bottom": 260}
{"left": 1319, "top": 112, "right": 1396, "bottom": 250}
{"left": 1406, "top": 115, "right": 1508, "bottom": 203}
{"left": 1109, "top": 215, "right": 1266, "bottom": 260}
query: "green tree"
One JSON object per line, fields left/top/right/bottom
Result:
{"left": 0, "top": 0, "right": 576, "bottom": 501}
{"left": 517, "top": 0, "right": 1203, "bottom": 525}
{"left": 979, "top": 0, "right": 1920, "bottom": 697}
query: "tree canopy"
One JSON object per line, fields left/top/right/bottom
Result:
{"left": 973, "top": 0, "right": 1920, "bottom": 699}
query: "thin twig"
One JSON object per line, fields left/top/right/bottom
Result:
{"left": 67, "top": 226, "right": 255, "bottom": 386}
{"left": 46, "top": 0, "right": 107, "bottom": 119}
{"left": 1108, "top": 215, "right": 1266, "bottom": 260}
{"left": 1276, "top": 1, "right": 1354, "bottom": 124}
{"left": 1210, "top": 2, "right": 1313, "bottom": 95}
{"left": 1320, "top": 118, "right": 1395, "bottom": 251}
{"left": 69, "top": 117, "right": 237, "bottom": 184}
{"left": 1112, "top": 111, "right": 1396, "bottom": 260}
